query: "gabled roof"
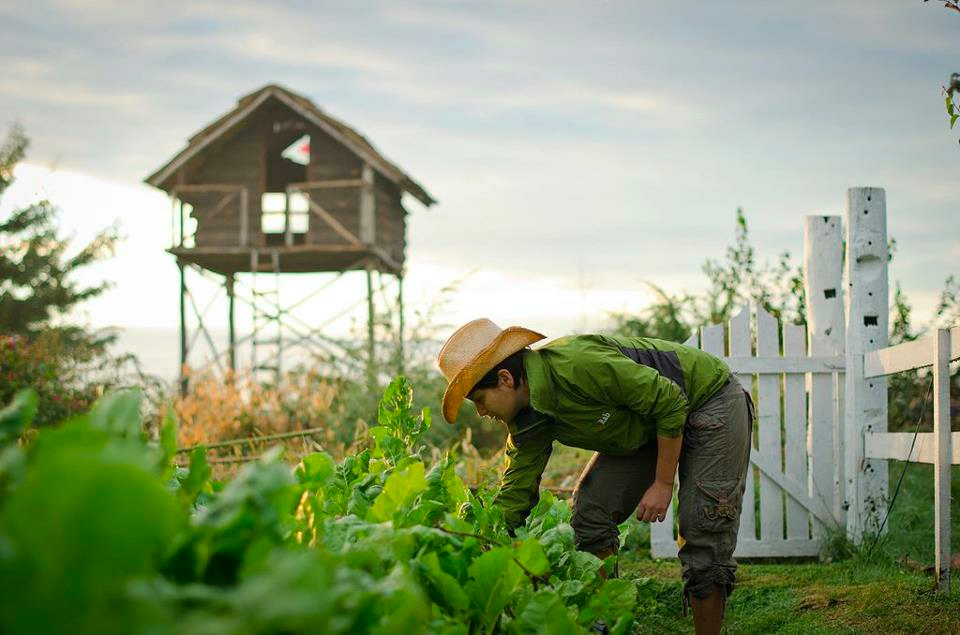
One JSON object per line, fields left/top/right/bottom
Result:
{"left": 145, "top": 84, "right": 436, "bottom": 207}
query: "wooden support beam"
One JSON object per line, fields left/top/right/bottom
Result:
{"left": 227, "top": 273, "right": 236, "bottom": 374}
{"left": 863, "top": 325, "right": 960, "bottom": 378}
{"left": 287, "top": 179, "right": 364, "bottom": 189}
{"left": 360, "top": 163, "right": 376, "bottom": 244}
{"left": 724, "top": 356, "right": 845, "bottom": 374}
{"left": 843, "top": 187, "right": 889, "bottom": 541}
{"left": 397, "top": 272, "right": 405, "bottom": 375}
{"left": 933, "top": 328, "right": 952, "bottom": 593}
{"left": 864, "top": 431, "right": 960, "bottom": 464}
{"left": 172, "top": 184, "right": 246, "bottom": 193}
{"left": 366, "top": 266, "right": 376, "bottom": 394}
{"left": 178, "top": 260, "right": 188, "bottom": 396}
{"left": 239, "top": 187, "right": 249, "bottom": 247}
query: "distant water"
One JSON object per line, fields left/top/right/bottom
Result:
{"left": 107, "top": 326, "right": 426, "bottom": 384}
{"left": 109, "top": 327, "right": 190, "bottom": 384}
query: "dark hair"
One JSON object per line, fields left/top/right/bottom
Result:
{"left": 471, "top": 349, "right": 527, "bottom": 393}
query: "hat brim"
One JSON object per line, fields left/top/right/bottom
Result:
{"left": 441, "top": 326, "right": 545, "bottom": 423}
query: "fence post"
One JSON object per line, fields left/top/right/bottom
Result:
{"left": 843, "top": 187, "right": 889, "bottom": 541}
{"left": 933, "top": 328, "right": 952, "bottom": 592}
{"left": 804, "top": 215, "right": 845, "bottom": 533}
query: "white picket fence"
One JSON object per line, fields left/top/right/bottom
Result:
{"left": 650, "top": 187, "right": 959, "bottom": 591}
{"left": 650, "top": 303, "right": 844, "bottom": 558}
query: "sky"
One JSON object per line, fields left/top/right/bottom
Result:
{"left": 1, "top": 1, "right": 958, "bottom": 379}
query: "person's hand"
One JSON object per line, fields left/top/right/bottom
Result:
{"left": 636, "top": 480, "right": 673, "bottom": 523}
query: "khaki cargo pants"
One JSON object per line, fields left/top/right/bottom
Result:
{"left": 571, "top": 376, "right": 754, "bottom": 600}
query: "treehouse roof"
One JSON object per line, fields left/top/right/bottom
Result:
{"left": 145, "top": 83, "right": 436, "bottom": 206}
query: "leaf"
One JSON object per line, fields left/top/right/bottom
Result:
{"left": 158, "top": 404, "right": 178, "bottom": 468}
{"left": 178, "top": 446, "right": 211, "bottom": 506}
{"left": 413, "top": 551, "right": 470, "bottom": 614}
{"left": 516, "top": 538, "right": 551, "bottom": 578}
{"left": 579, "top": 578, "right": 637, "bottom": 630}
{"left": 464, "top": 547, "right": 524, "bottom": 632}
{"left": 366, "top": 461, "right": 427, "bottom": 523}
{"left": 295, "top": 452, "right": 335, "bottom": 485}
{"left": 0, "top": 389, "right": 37, "bottom": 445}
{"left": 88, "top": 389, "right": 143, "bottom": 439}
{"left": 507, "top": 589, "right": 579, "bottom": 634}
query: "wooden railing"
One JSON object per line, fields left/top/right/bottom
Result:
{"left": 861, "top": 326, "right": 960, "bottom": 592}
{"left": 170, "top": 184, "right": 250, "bottom": 247}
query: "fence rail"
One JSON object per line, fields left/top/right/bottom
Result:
{"left": 862, "top": 327, "right": 958, "bottom": 593}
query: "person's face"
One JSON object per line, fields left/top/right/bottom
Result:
{"left": 467, "top": 369, "right": 526, "bottom": 424}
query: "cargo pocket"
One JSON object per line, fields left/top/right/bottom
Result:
{"left": 684, "top": 411, "right": 727, "bottom": 456}
{"left": 694, "top": 479, "right": 742, "bottom": 533}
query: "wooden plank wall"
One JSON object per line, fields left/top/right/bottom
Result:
{"left": 373, "top": 175, "right": 407, "bottom": 267}
{"left": 306, "top": 125, "right": 363, "bottom": 246}
{"left": 185, "top": 122, "right": 261, "bottom": 248}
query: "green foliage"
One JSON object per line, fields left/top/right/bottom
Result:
{"left": 0, "top": 125, "right": 120, "bottom": 336}
{"left": 0, "top": 377, "right": 645, "bottom": 634}
{"left": 0, "top": 126, "right": 158, "bottom": 427}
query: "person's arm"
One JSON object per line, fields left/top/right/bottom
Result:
{"left": 494, "top": 429, "right": 553, "bottom": 531}
{"left": 635, "top": 433, "right": 682, "bottom": 522}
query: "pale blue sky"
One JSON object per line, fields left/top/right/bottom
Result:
{"left": 1, "top": 1, "right": 958, "bottom": 351}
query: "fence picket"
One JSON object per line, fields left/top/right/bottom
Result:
{"left": 701, "top": 324, "right": 725, "bottom": 357}
{"left": 756, "top": 305, "right": 784, "bottom": 542}
{"left": 728, "top": 306, "right": 757, "bottom": 542}
{"left": 783, "top": 323, "right": 809, "bottom": 539}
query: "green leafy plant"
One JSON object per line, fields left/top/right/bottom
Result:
{"left": 0, "top": 378, "right": 647, "bottom": 634}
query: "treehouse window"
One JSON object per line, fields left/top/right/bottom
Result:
{"left": 261, "top": 191, "right": 309, "bottom": 236}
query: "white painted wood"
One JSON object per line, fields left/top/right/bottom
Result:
{"left": 756, "top": 305, "right": 784, "bottom": 542}
{"left": 683, "top": 332, "right": 698, "bottom": 348}
{"left": 843, "top": 187, "right": 889, "bottom": 540}
{"left": 728, "top": 306, "right": 756, "bottom": 542}
{"left": 865, "top": 431, "right": 960, "bottom": 464}
{"left": 783, "top": 323, "right": 809, "bottom": 539}
{"left": 804, "top": 215, "right": 846, "bottom": 535}
{"left": 701, "top": 323, "right": 725, "bottom": 356}
{"left": 864, "top": 325, "right": 960, "bottom": 378}
{"left": 653, "top": 538, "right": 824, "bottom": 559}
{"left": 360, "top": 163, "right": 376, "bottom": 245}
{"left": 934, "top": 329, "right": 952, "bottom": 593}
{"left": 751, "top": 449, "right": 835, "bottom": 528}
{"left": 724, "top": 356, "right": 844, "bottom": 374}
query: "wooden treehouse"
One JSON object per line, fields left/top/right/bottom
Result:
{"left": 145, "top": 84, "right": 435, "bottom": 387}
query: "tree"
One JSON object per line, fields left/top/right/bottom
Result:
{"left": 0, "top": 125, "right": 119, "bottom": 341}
{"left": 0, "top": 124, "right": 131, "bottom": 425}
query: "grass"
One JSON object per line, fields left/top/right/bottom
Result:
{"left": 620, "top": 555, "right": 960, "bottom": 634}
{"left": 544, "top": 446, "right": 960, "bottom": 633}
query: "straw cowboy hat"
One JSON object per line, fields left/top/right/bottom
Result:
{"left": 437, "top": 318, "right": 546, "bottom": 423}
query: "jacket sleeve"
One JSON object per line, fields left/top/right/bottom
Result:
{"left": 563, "top": 344, "right": 691, "bottom": 438}
{"left": 494, "top": 427, "right": 553, "bottom": 531}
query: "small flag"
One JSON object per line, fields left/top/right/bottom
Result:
{"left": 281, "top": 134, "right": 310, "bottom": 165}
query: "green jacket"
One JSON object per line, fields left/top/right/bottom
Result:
{"left": 495, "top": 334, "right": 730, "bottom": 529}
